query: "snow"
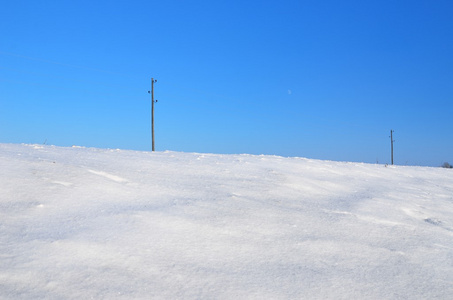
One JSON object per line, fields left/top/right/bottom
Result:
{"left": 1, "top": 143, "right": 452, "bottom": 299}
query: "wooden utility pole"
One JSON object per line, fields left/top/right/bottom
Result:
{"left": 390, "top": 129, "right": 394, "bottom": 165}
{"left": 148, "top": 78, "right": 157, "bottom": 151}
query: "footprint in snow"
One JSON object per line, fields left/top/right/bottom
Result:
{"left": 424, "top": 218, "right": 453, "bottom": 232}
{"left": 424, "top": 218, "right": 442, "bottom": 226}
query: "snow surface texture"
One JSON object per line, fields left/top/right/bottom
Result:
{"left": 1, "top": 143, "right": 452, "bottom": 299}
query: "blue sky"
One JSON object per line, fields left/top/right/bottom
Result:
{"left": 1, "top": 0, "right": 452, "bottom": 166}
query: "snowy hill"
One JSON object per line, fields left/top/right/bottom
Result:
{"left": 1, "top": 143, "right": 452, "bottom": 299}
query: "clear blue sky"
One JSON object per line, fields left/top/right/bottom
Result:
{"left": 1, "top": 0, "right": 452, "bottom": 166}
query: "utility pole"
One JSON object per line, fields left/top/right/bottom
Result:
{"left": 148, "top": 78, "right": 157, "bottom": 151}
{"left": 390, "top": 129, "right": 394, "bottom": 165}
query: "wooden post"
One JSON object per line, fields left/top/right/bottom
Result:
{"left": 148, "top": 78, "right": 157, "bottom": 151}
{"left": 390, "top": 130, "right": 394, "bottom": 165}
{"left": 152, "top": 78, "right": 155, "bottom": 151}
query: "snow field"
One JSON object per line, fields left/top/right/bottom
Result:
{"left": 1, "top": 143, "right": 452, "bottom": 299}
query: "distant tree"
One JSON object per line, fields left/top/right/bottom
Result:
{"left": 441, "top": 162, "right": 452, "bottom": 168}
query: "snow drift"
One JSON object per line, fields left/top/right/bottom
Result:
{"left": 1, "top": 143, "right": 452, "bottom": 299}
